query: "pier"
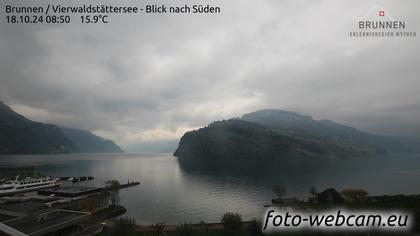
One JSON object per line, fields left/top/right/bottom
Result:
{"left": 117, "top": 181, "right": 140, "bottom": 190}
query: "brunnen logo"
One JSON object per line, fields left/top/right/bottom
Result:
{"left": 350, "top": 6, "right": 416, "bottom": 38}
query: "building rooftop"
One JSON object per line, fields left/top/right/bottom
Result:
{"left": 0, "top": 214, "right": 16, "bottom": 223}
{"left": 0, "top": 210, "right": 90, "bottom": 236}
{"left": 0, "top": 201, "right": 47, "bottom": 215}
{"left": 38, "top": 186, "right": 102, "bottom": 197}
{"left": 0, "top": 197, "right": 76, "bottom": 218}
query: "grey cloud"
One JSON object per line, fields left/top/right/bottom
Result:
{"left": 1, "top": 0, "right": 419, "bottom": 150}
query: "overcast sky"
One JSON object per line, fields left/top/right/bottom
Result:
{"left": 1, "top": 0, "right": 419, "bottom": 151}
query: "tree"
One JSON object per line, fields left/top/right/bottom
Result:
{"left": 221, "top": 212, "right": 242, "bottom": 234}
{"left": 309, "top": 186, "right": 318, "bottom": 197}
{"left": 272, "top": 184, "right": 287, "bottom": 199}
{"left": 318, "top": 188, "right": 344, "bottom": 203}
{"left": 106, "top": 180, "right": 121, "bottom": 190}
{"left": 151, "top": 222, "right": 166, "bottom": 236}
{"left": 341, "top": 188, "right": 368, "bottom": 200}
{"left": 174, "top": 223, "right": 195, "bottom": 236}
{"left": 198, "top": 221, "right": 208, "bottom": 233}
{"left": 111, "top": 217, "right": 136, "bottom": 236}
{"left": 106, "top": 180, "right": 121, "bottom": 207}
{"left": 248, "top": 219, "right": 263, "bottom": 236}
{"left": 80, "top": 196, "right": 96, "bottom": 213}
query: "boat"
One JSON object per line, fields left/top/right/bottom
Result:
{"left": 0, "top": 176, "right": 61, "bottom": 196}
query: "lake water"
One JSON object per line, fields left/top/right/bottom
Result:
{"left": 0, "top": 153, "right": 420, "bottom": 224}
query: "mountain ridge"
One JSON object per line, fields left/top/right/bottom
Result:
{"left": 61, "top": 126, "right": 123, "bottom": 153}
{"left": 0, "top": 101, "right": 78, "bottom": 154}
{"left": 241, "top": 109, "right": 406, "bottom": 153}
{"left": 174, "top": 109, "right": 407, "bottom": 161}
{"left": 0, "top": 101, "right": 123, "bottom": 154}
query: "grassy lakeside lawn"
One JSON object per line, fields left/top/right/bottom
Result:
{"left": 97, "top": 226, "right": 256, "bottom": 236}
{"left": 96, "top": 193, "right": 420, "bottom": 236}
{"left": 97, "top": 213, "right": 263, "bottom": 236}
{"left": 89, "top": 205, "right": 127, "bottom": 223}
{"left": 98, "top": 229, "right": 390, "bottom": 236}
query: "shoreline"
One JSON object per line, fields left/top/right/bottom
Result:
{"left": 135, "top": 221, "right": 255, "bottom": 232}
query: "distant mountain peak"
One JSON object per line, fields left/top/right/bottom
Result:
{"left": 0, "top": 102, "right": 78, "bottom": 154}
{"left": 60, "top": 126, "right": 124, "bottom": 153}
{"left": 0, "top": 101, "right": 12, "bottom": 111}
{"left": 0, "top": 101, "right": 30, "bottom": 122}
{"left": 242, "top": 109, "right": 314, "bottom": 122}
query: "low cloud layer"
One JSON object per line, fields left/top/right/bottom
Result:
{"left": 1, "top": 0, "right": 419, "bottom": 151}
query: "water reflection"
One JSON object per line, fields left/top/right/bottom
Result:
{"left": 0, "top": 153, "right": 419, "bottom": 224}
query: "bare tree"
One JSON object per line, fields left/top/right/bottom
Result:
{"left": 80, "top": 196, "right": 96, "bottom": 213}
{"left": 310, "top": 186, "right": 318, "bottom": 197}
{"left": 106, "top": 180, "right": 121, "bottom": 207}
{"left": 272, "top": 185, "right": 287, "bottom": 199}
{"left": 341, "top": 188, "right": 368, "bottom": 200}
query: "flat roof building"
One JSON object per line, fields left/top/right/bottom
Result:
{"left": 0, "top": 210, "right": 90, "bottom": 236}
{"left": 38, "top": 186, "right": 102, "bottom": 198}
{"left": 0, "top": 198, "right": 77, "bottom": 218}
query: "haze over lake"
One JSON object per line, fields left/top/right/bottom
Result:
{"left": 0, "top": 153, "right": 419, "bottom": 224}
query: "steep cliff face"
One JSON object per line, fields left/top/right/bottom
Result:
{"left": 0, "top": 102, "right": 78, "bottom": 154}
{"left": 174, "top": 120, "right": 292, "bottom": 160}
{"left": 61, "top": 127, "right": 123, "bottom": 153}
{"left": 0, "top": 102, "right": 124, "bottom": 155}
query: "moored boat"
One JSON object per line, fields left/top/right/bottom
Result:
{"left": 0, "top": 176, "right": 61, "bottom": 196}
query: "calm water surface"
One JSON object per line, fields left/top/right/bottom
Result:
{"left": 0, "top": 153, "right": 419, "bottom": 224}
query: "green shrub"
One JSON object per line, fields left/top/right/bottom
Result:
{"left": 111, "top": 217, "right": 136, "bottom": 236}
{"left": 198, "top": 221, "right": 208, "bottom": 233}
{"left": 248, "top": 219, "right": 264, "bottom": 236}
{"left": 221, "top": 212, "right": 242, "bottom": 233}
{"left": 174, "top": 222, "right": 195, "bottom": 236}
